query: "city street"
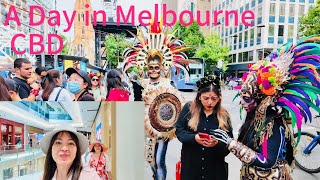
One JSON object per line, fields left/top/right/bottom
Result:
{"left": 144, "top": 89, "right": 320, "bottom": 180}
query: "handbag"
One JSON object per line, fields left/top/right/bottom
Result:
{"left": 240, "top": 159, "right": 292, "bottom": 180}
{"left": 176, "top": 160, "right": 181, "bottom": 180}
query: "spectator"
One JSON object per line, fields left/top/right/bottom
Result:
{"left": 89, "top": 72, "right": 107, "bottom": 101}
{"left": 34, "top": 66, "right": 47, "bottom": 83}
{"left": 4, "top": 78, "right": 21, "bottom": 101}
{"left": 66, "top": 68, "right": 94, "bottom": 101}
{"left": 38, "top": 69, "right": 72, "bottom": 101}
{"left": 0, "top": 76, "right": 12, "bottom": 101}
{"left": 0, "top": 66, "right": 8, "bottom": 78}
{"left": 106, "top": 69, "right": 129, "bottom": 101}
{"left": 13, "top": 58, "right": 40, "bottom": 101}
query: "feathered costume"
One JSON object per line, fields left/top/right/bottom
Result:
{"left": 213, "top": 35, "right": 320, "bottom": 180}
{"left": 122, "top": 22, "right": 193, "bottom": 166}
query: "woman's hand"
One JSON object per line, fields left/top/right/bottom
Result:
{"left": 195, "top": 134, "right": 206, "bottom": 146}
{"left": 203, "top": 137, "right": 218, "bottom": 147}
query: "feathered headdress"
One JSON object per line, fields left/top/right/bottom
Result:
{"left": 122, "top": 20, "right": 193, "bottom": 79}
{"left": 239, "top": 35, "right": 320, "bottom": 145}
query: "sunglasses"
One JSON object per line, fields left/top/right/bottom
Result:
{"left": 92, "top": 78, "right": 99, "bottom": 81}
{"left": 148, "top": 66, "right": 160, "bottom": 71}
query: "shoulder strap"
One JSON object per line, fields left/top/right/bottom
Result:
{"left": 55, "top": 87, "right": 63, "bottom": 101}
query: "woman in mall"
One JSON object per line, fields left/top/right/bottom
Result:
{"left": 38, "top": 69, "right": 73, "bottom": 101}
{"left": 40, "top": 125, "right": 100, "bottom": 180}
{"left": 89, "top": 72, "right": 107, "bottom": 101}
{"left": 105, "top": 69, "right": 129, "bottom": 101}
{"left": 86, "top": 141, "right": 112, "bottom": 180}
{"left": 175, "top": 75, "right": 233, "bottom": 180}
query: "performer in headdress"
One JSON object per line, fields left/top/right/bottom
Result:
{"left": 212, "top": 35, "right": 320, "bottom": 179}
{"left": 122, "top": 21, "right": 193, "bottom": 180}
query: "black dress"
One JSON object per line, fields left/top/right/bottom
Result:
{"left": 175, "top": 102, "right": 233, "bottom": 180}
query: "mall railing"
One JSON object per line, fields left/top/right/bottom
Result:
{"left": 0, "top": 144, "right": 45, "bottom": 180}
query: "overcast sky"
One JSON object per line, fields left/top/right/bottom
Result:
{"left": 56, "top": 0, "right": 161, "bottom": 40}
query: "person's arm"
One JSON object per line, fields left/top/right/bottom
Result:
{"left": 214, "top": 122, "right": 284, "bottom": 169}
{"left": 214, "top": 123, "right": 233, "bottom": 156}
{"left": 175, "top": 102, "right": 197, "bottom": 144}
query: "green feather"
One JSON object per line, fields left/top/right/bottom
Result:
{"left": 304, "top": 90, "right": 317, "bottom": 100}
{"left": 282, "top": 106, "right": 297, "bottom": 129}
{"left": 287, "top": 84, "right": 320, "bottom": 94}
{"left": 300, "top": 98, "right": 320, "bottom": 113}
{"left": 284, "top": 89, "right": 303, "bottom": 97}
{"left": 232, "top": 92, "right": 240, "bottom": 102}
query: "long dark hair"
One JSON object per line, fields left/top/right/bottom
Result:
{"left": 189, "top": 83, "right": 231, "bottom": 131}
{"left": 42, "top": 70, "right": 60, "bottom": 101}
{"left": 106, "top": 69, "right": 125, "bottom": 98}
{"left": 42, "top": 131, "right": 82, "bottom": 180}
{"left": 0, "top": 76, "right": 12, "bottom": 101}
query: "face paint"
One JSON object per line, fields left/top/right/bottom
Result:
{"left": 240, "top": 73, "right": 259, "bottom": 112}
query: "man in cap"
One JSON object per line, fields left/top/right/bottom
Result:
{"left": 66, "top": 67, "right": 95, "bottom": 101}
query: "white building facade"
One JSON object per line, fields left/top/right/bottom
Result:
{"left": 211, "top": 0, "right": 316, "bottom": 77}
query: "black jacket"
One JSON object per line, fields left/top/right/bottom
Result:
{"left": 175, "top": 102, "right": 233, "bottom": 180}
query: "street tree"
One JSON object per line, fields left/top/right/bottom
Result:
{"left": 104, "top": 34, "right": 130, "bottom": 68}
{"left": 299, "top": 0, "right": 320, "bottom": 36}
{"left": 60, "top": 34, "right": 69, "bottom": 55}
{"left": 173, "top": 21, "right": 205, "bottom": 57}
{"left": 195, "top": 33, "right": 230, "bottom": 74}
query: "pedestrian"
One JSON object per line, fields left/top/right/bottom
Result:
{"left": 0, "top": 66, "right": 8, "bottom": 78}
{"left": 66, "top": 68, "right": 95, "bottom": 101}
{"left": 4, "top": 78, "right": 21, "bottom": 101}
{"left": 89, "top": 72, "right": 107, "bottom": 101}
{"left": 105, "top": 69, "right": 129, "bottom": 101}
{"left": 175, "top": 75, "right": 233, "bottom": 180}
{"left": 34, "top": 67, "right": 47, "bottom": 84}
{"left": 0, "top": 76, "right": 12, "bottom": 101}
{"left": 86, "top": 141, "right": 112, "bottom": 180}
{"left": 212, "top": 36, "right": 320, "bottom": 179}
{"left": 40, "top": 125, "right": 100, "bottom": 180}
{"left": 38, "top": 69, "right": 72, "bottom": 101}
{"left": 13, "top": 58, "right": 40, "bottom": 101}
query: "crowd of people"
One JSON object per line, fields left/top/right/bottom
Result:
{"left": 0, "top": 58, "right": 135, "bottom": 102}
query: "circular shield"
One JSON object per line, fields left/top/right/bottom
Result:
{"left": 144, "top": 86, "right": 185, "bottom": 139}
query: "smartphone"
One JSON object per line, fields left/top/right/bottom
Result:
{"left": 198, "top": 132, "right": 211, "bottom": 140}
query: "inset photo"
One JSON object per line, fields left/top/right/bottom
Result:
{"left": 0, "top": 102, "right": 113, "bottom": 180}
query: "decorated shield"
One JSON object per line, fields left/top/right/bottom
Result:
{"left": 144, "top": 86, "right": 185, "bottom": 140}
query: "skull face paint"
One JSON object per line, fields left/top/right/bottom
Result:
{"left": 240, "top": 73, "right": 259, "bottom": 112}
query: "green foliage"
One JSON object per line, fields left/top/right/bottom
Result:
{"left": 299, "top": 1, "right": 320, "bottom": 36}
{"left": 173, "top": 21, "right": 205, "bottom": 57}
{"left": 104, "top": 34, "right": 130, "bottom": 68}
{"left": 60, "top": 34, "right": 69, "bottom": 55}
{"left": 195, "top": 33, "right": 230, "bottom": 73}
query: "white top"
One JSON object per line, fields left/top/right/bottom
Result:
{"left": 48, "top": 166, "right": 100, "bottom": 180}
{"left": 38, "top": 87, "right": 73, "bottom": 101}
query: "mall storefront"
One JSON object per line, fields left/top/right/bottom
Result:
{"left": 0, "top": 118, "right": 24, "bottom": 151}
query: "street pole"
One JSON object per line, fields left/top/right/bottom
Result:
{"left": 41, "top": 24, "right": 45, "bottom": 67}
{"left": 53, "top": 0, "right": 58, "bottom": 69}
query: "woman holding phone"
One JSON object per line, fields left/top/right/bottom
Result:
{"left": 175, "top": 75, "right": 233, "bottom": 180}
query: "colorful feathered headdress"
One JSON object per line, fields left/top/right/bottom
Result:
{"left": 239, "top": 35, "right": 320, "bottom": 144}
{"left": 122, "top": 21, "right": 193, "bottom": 79}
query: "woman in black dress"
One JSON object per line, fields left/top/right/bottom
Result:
{"left": 175, "top": 75, "right": 233, "bottom": 180}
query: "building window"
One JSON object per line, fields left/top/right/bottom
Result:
{"left": 280, "top": 4, "right": 285, "bottom": 16}
{"left": 309, "top": 0, "right": 315, "bottom": 3}
{"left": 279, "top": 16, "right": 285, "bottom": 23}
{"left": 270, "top": 3, "right": 276, "bottom": 16}
{"left": 288, "top": 17, "right": 294, "bottom": 23}
{"left": 288, "top": 25, "right": 294, "bottom": 37}
{"left": 269, "top": 16, "right": 275, "bottom": 22}
{"left": 239, "top": 53, "right": 243, "bottom": 62}
{"left": 268, "top": 37, "right": 274, "bottom": 44}
{"left": 278, "top": 37, "right": 284, "bottom": 44}
{"left": 258, "top": 6, "right": 262, "bottom": 17}
{"left": 269, "top": 24, "right": 275, "bottom": 36}
{"left": 289, "top": 4, "right": 295, "bottom": 16}
{"left": 249, "top": 51, "right": 254, "bottom": 61}
{"left": 278, "top": 25, "right": 284, "bottom": 36}
{"left": 299, "top": 5, "right": 305, "bottom": 16}
{"left": 191, "top": 2, "right": 194, "bottom": 14}
{"left": 232, "top": 54, "right": 236, "bottom": 63}
{"left": 243, "top": 52, "right": 249, "bottom": 62}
